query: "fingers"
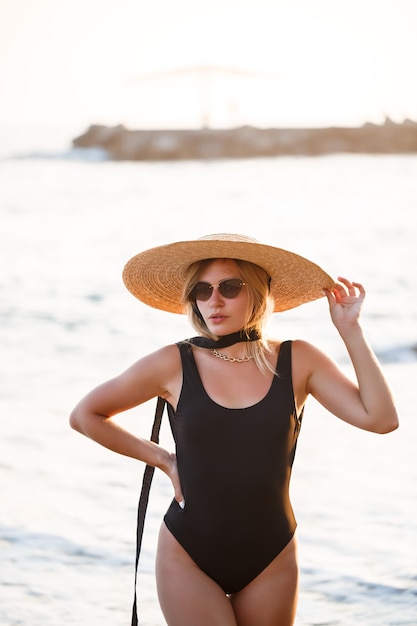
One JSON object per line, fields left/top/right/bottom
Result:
{"left": 324, "top": 277, "right": 365, "bottom": 297}
{"left": 175, "top": 490, "right": 185, "bottom": 508}
{"left": 336, "top": 277, "right": 366, "bottom": 299}
{"left": 351, "top": 281, "right": 365, "bottom": 298}
{"left": 324, "top": 278, "right": 366, "bottom": 330}
{"left": 174, "top": 482, "right": 185, "bottom": 508}
{"left": 323, "top": 278, "right": 366, "bottom": 309}
{"left": 168, "top": 452, "right": 185, "bottom": 508}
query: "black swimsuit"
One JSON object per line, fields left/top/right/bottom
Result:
{"left": 164, "top": 340, "right": 303, "bottom": 594}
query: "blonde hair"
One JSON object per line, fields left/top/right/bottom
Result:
{"left": 181, "top": 258, "right": 276, "bottom": 375}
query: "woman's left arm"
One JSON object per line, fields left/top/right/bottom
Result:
{"left": 305, "top": 277, "right": 399, "bottom": 433}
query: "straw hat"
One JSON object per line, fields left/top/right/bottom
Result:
{"left": 123, "top": 233, "right": 335, "bottom": 314}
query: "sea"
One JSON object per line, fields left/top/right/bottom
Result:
{"left": 1, "top": 123, "right": 416, "bottom": 626}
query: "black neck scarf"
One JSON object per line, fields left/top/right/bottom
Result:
{"left": 188, "top": 328, "right": 261, "bottom": 349}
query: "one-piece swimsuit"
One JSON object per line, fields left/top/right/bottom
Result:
{"left": 164, "top": 339, "right": 303, "bottom": 594}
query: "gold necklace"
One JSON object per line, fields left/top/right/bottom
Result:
{"left": 211, "top": 349, "right": 254, "bottom": 363}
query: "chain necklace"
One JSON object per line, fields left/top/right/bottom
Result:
{"left": 211, "top": 349, "right": 254, "bottom": 363}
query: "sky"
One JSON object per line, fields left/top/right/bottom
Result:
{"left": 1, "top": 0, "right": 417, "bottom": 130}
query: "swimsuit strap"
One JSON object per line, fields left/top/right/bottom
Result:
{"left": 131, "top": 396, "right": 166, "bottom": 626}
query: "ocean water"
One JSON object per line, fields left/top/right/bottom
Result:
{"left": 1, "top": 126, "right": 417, "bottom": 625}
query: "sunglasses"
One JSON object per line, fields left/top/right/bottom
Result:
{"left": 189, "top": 278, "right": 246, "bottom": 302}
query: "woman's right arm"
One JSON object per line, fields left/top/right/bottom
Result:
{"left": 69, "top": 344, "right": 184, "bottom": 502}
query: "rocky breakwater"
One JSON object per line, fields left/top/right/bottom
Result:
{"left": 72, "top": 118, "right": 417, "bottom": 161}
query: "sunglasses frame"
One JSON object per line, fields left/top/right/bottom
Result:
{"left": 189, "top": 278, "right": 246, "bottom": 302}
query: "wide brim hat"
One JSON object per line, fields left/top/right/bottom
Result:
{"left": 123, "top": 233, "right": 336, "bottom": 314}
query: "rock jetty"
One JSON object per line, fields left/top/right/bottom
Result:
{"left": 72, "top": 118, "right": 417, "bottom": 161}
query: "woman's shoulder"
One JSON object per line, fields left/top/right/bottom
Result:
{"left": 127, "top": 343, "right": 182, "bottom": 379}
{"left": 267, "top": 338, "right": 318, "bottom": 357}
{"left": 266, "top": 337, "right": 308, "bottom": 354}
{"left": 289, "top": 339, "right": 335, "bottom": 379}
{"left": 280, "top": 340, "right": 331, "bottom": 401}
{"left": 290, "top": 338, "right": 329, "bottom": 356}
{"left": 146, "top": 342, "right": 182, "bottom": 365}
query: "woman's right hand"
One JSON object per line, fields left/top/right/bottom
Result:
{"left": 164, "top": 452, "right": 185, "bottom": 509}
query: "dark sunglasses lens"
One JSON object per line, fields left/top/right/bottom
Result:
{"left": 190, "top": 279, "right": 244, "bottom": 301}
{"left": 219, "top": 279, "right": 243, "bottom": 298}
{"left": 191, "top": 282, "right": 212, "bottom": 301}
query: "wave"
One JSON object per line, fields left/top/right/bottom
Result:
{"left": 1, "top": 525, "right": 131, "bottom": 567}
{"left": 301, "top": 566, "right": 417, "bottom": 624}
{"left": 2, "top": 146, "right": 109, "bottom": 163}
{"left": 376, "top": 343, "right": 417, "bottom": 363}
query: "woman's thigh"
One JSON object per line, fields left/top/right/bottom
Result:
{"left": 230, "top": 536, "right": 299, "bottom": 626}
{"left": 155, "top": 523, "right": 237, "bottom": 626}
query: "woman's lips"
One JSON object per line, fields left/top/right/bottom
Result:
{"left": 209, "top": 314, "right": 227, "bottom": 323}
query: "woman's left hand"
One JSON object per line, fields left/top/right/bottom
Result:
{"left": 324, "top": 277, "right": 366, "bottom": 331}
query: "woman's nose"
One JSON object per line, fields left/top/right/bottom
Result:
{"left": 208, "top": 285, "right": 224, "bottom": 304}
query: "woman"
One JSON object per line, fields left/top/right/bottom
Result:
{"left": 70, "top": 233, "right": 398, "bottom": 626}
